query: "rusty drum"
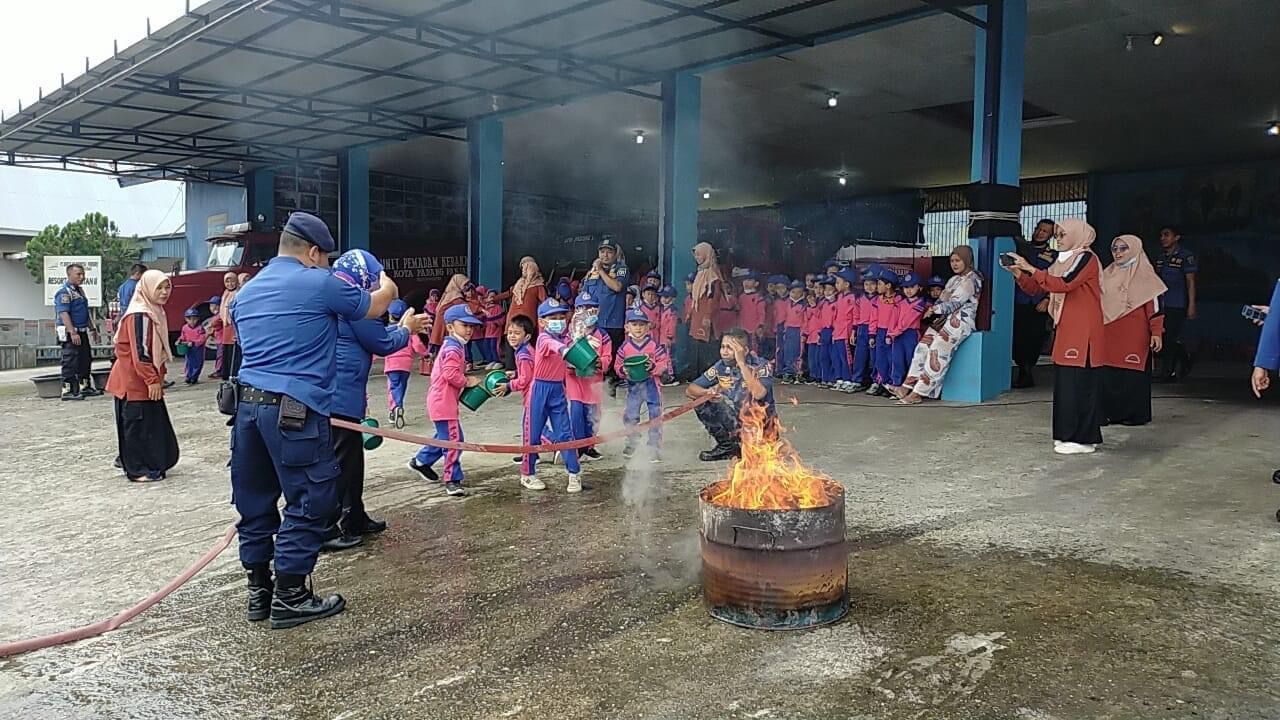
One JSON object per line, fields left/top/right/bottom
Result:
{"left": 698, "top": 481, "right": 848, "bottom": 630}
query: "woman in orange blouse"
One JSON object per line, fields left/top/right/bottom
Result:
{"left": 1099, "top": 234, "right": 1166, "bottom": 427}
{"left": 106, "top": 270, "right": 180, "bottom": 481}
{"left": 1006, "top": 219, "right": 1106, "bottom": 455}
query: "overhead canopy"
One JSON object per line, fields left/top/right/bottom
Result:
{"left": 0, "top": 0, "right": 949, "bottom": 182}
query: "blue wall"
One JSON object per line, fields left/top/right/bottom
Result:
{"left": 1090, "top": 159, "right": 1280, "bottom": 359}
{"left": 184, "top": 182, "right": 246, "bottom": 270}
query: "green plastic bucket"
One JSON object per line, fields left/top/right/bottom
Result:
{"left": 623, "top": 354, "right": 650, "bottom": 382}
{"left": 481, "top": 369, "right": 508, "bottom": 394}
{"left": 460, "top": 384, "right": 490, "bottom": 412}
{"left": 564, "top": 336, "right": 599, "bottom": 376}
{"left": 361, "top": 417, "right": 383, "bottom": 451}
{"left": 174, "top": 341, "right": 189, "bottom": 357}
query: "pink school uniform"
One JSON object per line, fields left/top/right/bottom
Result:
{"left": 830, "top": 290, "right": 858, "bottom": 382}
{"left": 566, "top": 326, "right": 612, "bottom": 454}
{"left": 614, "top": 332, "right": 670, "bottom": 451}
{"left": 381, "top": 333, "right": 429, "bottom": 415}
{"left": 521, "top": 325, "right": 581, "bottom": 479}
{"left": 411, "top": 335, "right": 468, "bottom": 485}
{"left": 738, "top": 290, "right": 767, "bottom": 347}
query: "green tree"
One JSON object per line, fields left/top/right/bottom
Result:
{"left": 24, "top": 213, "right": 141, "bottom": 308}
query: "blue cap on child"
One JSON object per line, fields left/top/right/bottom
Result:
{"left": 880, "top": 268, "right": 899, "bottom": 285}
{"left": 768, "top": 274, "right": 789, "bottom": 285}
{"left": 901, "top": 273, "right": 921, "bottom": 288}
{"left": 443, "top": 304, "right": 482, "bottom": 325}
{"left": 574, "top": 291, "right": 599, "bottom": 308}
{"left": 836, "top": 269, "right": 859, "bottom": 284}
{"left": 818, "top": 274, "right": 836, "bottom": 286}
{"left": 209, "top": 295, "right": 222, "bottom": 305}
{"left": 645, "top": 270, "right": 661, "bottom": 279}
{"left": 927, "top": 275, "right": 945, "bottom": 288}
{"left": 659, "top": 285, "right": 676, "bottom": 298}
{"left": 789, "top": 279, "right": 805, "bottom": 289}
{"left": 537, "top": 298, "right": 571, "bottom": 318}
{"left": 184, "top": 308, "right": 200, "bottom": 318}
{"left": 388, "top": 299, "right": 408, "bottom": 317}
{"left": 685, "top": 272, "right": 696, "bottom": 283}
{"left": 625, "top": 308, "right": 651, "bottom": 324}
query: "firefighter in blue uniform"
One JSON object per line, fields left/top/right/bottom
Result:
{"left": 685, "top": 327, "right": 775, "bottom": 461}
{"left": 1250, "top": 281, "right": 1280, "bottom": 498}
{"left": 1153, "top": 224, "right": 1198, "bottom": 381}
{"left": 54, "top": 263, "right": 97, "bottom": 400}
{"left": 1011, "top": 219, "right": 1058, "bottom": 388}
{"left": 229, "top": 212, "right": 397, "bottom": 630}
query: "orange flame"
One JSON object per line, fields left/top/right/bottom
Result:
{"left": 708, "top": 401, "right": 838, "bottom": 510}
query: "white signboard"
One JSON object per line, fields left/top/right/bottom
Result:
{"left": 43, "top": 255, "right": 103, "bottom": 307}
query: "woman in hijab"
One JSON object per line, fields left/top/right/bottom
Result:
{"left": 897, "top": 246, "right": 983, "bottom": 405}
{"left": 430, "top": 273, "right": 474, "bottom": 349}
{"left": 106, "top": 270, "right": 180, "bottom": 482}
{"left": 1005, "top": 219, "right": 1106, "bottom": 454}
{"left": 686, "top": 242, "right": 729, "bottom": 375}
{"left": 1099, "top": 234, "right": 1167, "bottom": 426}
{"left": 210, "top": 271, "right": 241, "bottom": 379}
{"left": 495, "top": 257, "right": 546, "bottom": 370}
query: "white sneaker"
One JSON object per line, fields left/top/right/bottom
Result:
{"left": 1054, "top": 442, "right": 1096, "bottom": 455}
{"left": 520, "top": 475, "right": 545, "bottom": 491}
{"left": 566, "top": 473, "right": 582, "bottom": 493}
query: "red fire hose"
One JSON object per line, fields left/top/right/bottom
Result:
{"left": 0, "top": 394, "right": 714, "bottom": 659}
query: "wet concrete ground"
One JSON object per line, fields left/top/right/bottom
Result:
{"left": 2, "top": 366, "right": 1280, "bottom": 719}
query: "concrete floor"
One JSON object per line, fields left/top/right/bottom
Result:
{"left": 2, "top": 365, "right": 1280, "bottom": 719}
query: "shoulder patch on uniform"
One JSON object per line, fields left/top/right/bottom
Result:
{"left": 756, "top": 362, "right": 771, "bottom": 378}
{"left": 703, "top": 366, "right": 718, "bottom": 380}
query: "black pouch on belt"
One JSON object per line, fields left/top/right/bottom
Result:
{"left": 279, "top": 395, "right": 307, "bottom": 432}
{"left": 217, "top": 381, "right": 239, "bottom": 416}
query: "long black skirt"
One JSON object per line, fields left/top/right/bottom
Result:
{"left": 115, "top": 397, "right": 180, "bottom": 481}
{"left": 1052, "top": 363, "right": 1103, "bottom": 445}
{"left": 1100, "top": 366, "right": 1152, "bottom": 426}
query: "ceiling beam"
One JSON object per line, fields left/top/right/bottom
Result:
{"left": 918, "top": 0, "right": 986, "bottom": 29}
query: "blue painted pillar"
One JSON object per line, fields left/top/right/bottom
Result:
{"left": 942, "top": 0, "right": 1025, "bottom": 403}
{"left": 659, "top": 72, "right": 701, "bottom": 293}
{"left": 244, "top": 167, "right": 274, "bottom": 230}
{"left": 468, "top": 118, "right": 504, "bottom": 290}
{"left": 338, "top": 148, "right": 370, "bottom": 251}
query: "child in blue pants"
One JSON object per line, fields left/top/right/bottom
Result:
{"left": 408, "top": 305, "right": 484, "bottom": 496}
{"left": 178, "top": 308, "right": 207, "bottom": 384}
{"left": 517, "top": 298, "right": 582, "bottom": 493}
{"left": 615, "top": 309, "right": 670, "bottom": 459}
{"left": 780, "top": 280, "right": 806, "bottom": 381}
{"left": 869, "top": 268, "right": 900, "bottom": 396}
{"left": 889, "top": 273, "right": 928, "bottom": 391}
{"left": 850, "top": 269, "right": 879, "bottom": 391}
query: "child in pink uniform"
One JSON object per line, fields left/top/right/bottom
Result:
{"left": 830, "top": 269, "right": 858, "bottom": 389}
{"left": 407, "top": 304, "right": 483, "bottom": 496}
{"left": 850, "top": 269, "right": 880, "bottom": 391}
{"left": 615, "top": 308, "right": 670, "bottom": 459}
{"left": 815, "top": 276, "right": 838, "bottom": 385}
{"left": 481, "top": 289, "right": 505, "bottom": 368}
{"left": 178, "top": 308, "right": 207, "bottom": 384}
{"left": 638, "top": 285, "right": 662, "bottom": 327}
{"left": 779, "top": 280, "right": 806, "bottom": 382}
{"left": 519, "top": 298, "right": 582, "bottom": 493}
{"left": 566, "top": 291, "right": 611, "bottom": 461}
{"left": 888, "top": 273, "right": 928, "bottom": 393}
{"left": 737, "top": 272, "right": 767, "bottom": 353}
{"left": 657, "top": 286, "right": 678, "bottom": 385}
{"left": 802, "top": 289, "right": 823, "bottom": 384}
{"left": 381, "top": 299, "right": 429, "bottom": 428}
{"left": 869, "top": 268, "right": 901, "bottom": 397}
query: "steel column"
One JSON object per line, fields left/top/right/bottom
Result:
{"left": 338, "top": 148, "right": 369, "bottom": 251}
{"left": 659, "top": 73, "right": 701, "bottom": 295}
{"left": 245, "top": 167, "right": 275, "bottom": 230}
{"left": 467, "top": 118, "right": 503, "bottom": 290}
{"left": 942, "top": 0, "right": 1025, "bottom": 403}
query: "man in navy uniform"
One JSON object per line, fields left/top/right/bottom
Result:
{"left": 582, "top": 238, "right": 628, "bottom": 393}
{"left": 117, "top": 263, "right": 146, "bottom": 311}
{"left": 1153, "top": 224, "right": 1198, "bottom": 381}
{"left": 54, "top": 263, "right": 97, "bottom": 400}
{"left": 1251, "top": 283, "right": 1280, "bottom": 492}
{"left": 685, "top": 327, "right": 775, "bottom": 461}
{"left": 229, "top": 212, "right": 397, "bottom": 629}
{"left": 1011, "top": 219, "right": 1058, "bottom": 388}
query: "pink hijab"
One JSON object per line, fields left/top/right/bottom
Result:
{"left": 1101, "top": 234, "right": 1167, "bottom": 324}
{"left": 1046, "top": 219, "right": 1097, "bottom": 325}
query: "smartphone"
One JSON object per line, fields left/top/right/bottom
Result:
{"left": 999, "top": 253, "right": 1017, "bottom": 267}
{"left": 1242, "top": 305, "right": 1269, "bottom": 323}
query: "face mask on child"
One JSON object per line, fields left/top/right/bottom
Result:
{"left": 581, "top": 313, "right": 598, "bottom": 327}
{"left": 545, "top": 319, "right": 566, "bottom": 334}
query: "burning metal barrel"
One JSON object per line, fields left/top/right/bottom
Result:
{"left": 699, "top": 481, "right": 848, "bottom": 630}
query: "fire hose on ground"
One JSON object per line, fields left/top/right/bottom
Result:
{"left": 0, "top": 394, "right": 713, "bottom": 659}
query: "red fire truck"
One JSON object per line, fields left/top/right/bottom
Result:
{"left": 160, "top": 223, "right": 277, "bottom": 343}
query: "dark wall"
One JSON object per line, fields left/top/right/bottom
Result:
{"left": 1090, "top": 160, "right": 1280, "bottom": 359}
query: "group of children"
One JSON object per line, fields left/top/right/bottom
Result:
{"left": 764, "top": 262, "right": 946, "bottom": 397}
{"left": 174, "top": 292, "right": 237, "bottom": 385}
{"left": 406, "top": 287, "right": 673, "bottom": 495}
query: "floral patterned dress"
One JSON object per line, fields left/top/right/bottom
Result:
{"left": 903, "top": 271, "right": 983, "bottom": 399}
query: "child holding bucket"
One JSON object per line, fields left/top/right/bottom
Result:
{"left": 518, "top": 298, "right": 583, "bottom": 493}
{"left": 566, "top": 291, "right": 610, "bottom": 461}
{"left": 614, "top": 308, "right": 670, "bottom": 460}
{"left": 407, "top": 304, "right": 483, "bottom": 497}
{"left": 380, "top": 299, "right": 429, "bottom": 429}
{"left": 178, "top": 308, "right": 207, "bottom": 384}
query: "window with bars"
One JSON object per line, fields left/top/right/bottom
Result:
{"left": 921, "top": 176, "right": 1089, "bottom": 256}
